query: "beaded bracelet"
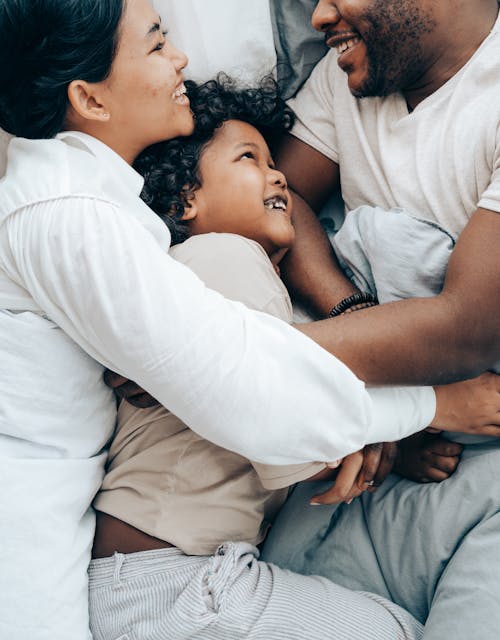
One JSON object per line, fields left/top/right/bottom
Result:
{"left": 328, "top": 292, "right": 378, "bottom": 318}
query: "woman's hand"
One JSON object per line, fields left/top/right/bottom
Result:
{"left": 309, "top": 442, "right": 398, "bottom": 505}
{"left": 432, "top": 371, "right": 500, "bottom": 436}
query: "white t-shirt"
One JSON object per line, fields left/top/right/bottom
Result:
{"left": 289, "top": 12, "right": 500, "bottom": 238}
{"left": 0, "top": 131, "right": 434, "bottom": 640}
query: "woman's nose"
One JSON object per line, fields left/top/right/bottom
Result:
{"left": 168, "top": 41, "right": 189, "bottom": 72}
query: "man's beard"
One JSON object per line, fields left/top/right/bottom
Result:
{"left": 352, "top": 1, "right": 436, "bottom": 98}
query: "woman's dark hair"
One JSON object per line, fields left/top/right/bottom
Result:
{"left": 0, "top": 0, "right": 124, "bottom": 138}
{"left": 134, "top": 75, "right": 296, "bottom": 244}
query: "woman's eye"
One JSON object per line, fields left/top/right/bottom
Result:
{"left": 240, "top": 152, "right": 255, "bottom": 160}
{"left": 152, "top": 30, "right": 169, "bottom": 52}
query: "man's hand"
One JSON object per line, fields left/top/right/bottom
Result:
{"left": 393, "top": 431, "right": 463, "bottom": 483}
{"left": 432, "top": 371, "right": 500, "bottom": 437}
{"left": 310, "top": 442, "right": 398, "bottom": 505}
{"left": 103, "top": 370, "right": 159, "bottom": 408}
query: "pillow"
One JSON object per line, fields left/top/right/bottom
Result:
{"left": 154, "top": 0, "right": 277, "bottom": 85}
{"left": 269, "top": 0, "right": 328, "bottom": 99}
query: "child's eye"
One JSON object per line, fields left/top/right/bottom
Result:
{"left": 240, "top": 151, "right": 255, "bottom": 160}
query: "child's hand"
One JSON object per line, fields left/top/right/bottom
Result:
{"left": 432, "top": 371, "right": 500, "bottom": 436}
{"left": 310, "top": 442, "right": 397, "bottom": 505}
{"left": 393, "top": 431, "right": 463, "bottom": 483}
{"left": 103, "top": 369, "right": 159, "bottom": 408}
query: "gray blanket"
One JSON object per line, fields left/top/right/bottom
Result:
{"left": 262, "top": 207, "right": 500, "bottom": 639}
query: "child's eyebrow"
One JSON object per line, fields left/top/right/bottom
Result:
{"left": 234, "top": 142, "right": 260, "bottom": 152}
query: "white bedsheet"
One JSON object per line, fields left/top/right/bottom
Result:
{"left": 154, "top": 0, "right": 277, "bottom": 85}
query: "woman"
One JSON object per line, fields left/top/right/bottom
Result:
{"left": 0, "top": 2, "right": 499, "bottom": 639}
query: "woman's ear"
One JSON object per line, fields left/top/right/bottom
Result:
{"left": 67, "top": 80, "right": 111, "bottom": 123}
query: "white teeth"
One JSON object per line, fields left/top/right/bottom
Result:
{"left": 173, "top": 84, "right": 187, "bottom": 99}
{"left": 336, "top": 37, "right": 360, "bottom": 55}
{"left": 264, "top": 197, "right": 287, "bottom": 211}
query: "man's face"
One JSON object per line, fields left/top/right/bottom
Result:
{"left": 312, "top": 0, "right": 437, "bottom": 97}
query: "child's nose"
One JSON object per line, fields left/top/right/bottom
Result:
{"left": 269, "top": 168, "right": 287, "bottom": 189}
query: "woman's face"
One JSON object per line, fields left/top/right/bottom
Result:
{"left": 101, "top": 0, "right": 194, "bottom": 160}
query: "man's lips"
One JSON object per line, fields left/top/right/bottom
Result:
{"left": 326, "top": 31, "right": 360, "bottom": 50}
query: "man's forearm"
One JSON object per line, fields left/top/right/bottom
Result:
{"left": 297, "top": 295, "right": 481, "bottom": 384}
{"left": 281, "top": 192, "right": 358, "bottom": 317}
{"left": 298, "top": 209, "right": 500, "bottom": 385}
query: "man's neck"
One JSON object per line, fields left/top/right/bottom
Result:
{"left": 404, "top": 2, "right": 499, "bottom": 111}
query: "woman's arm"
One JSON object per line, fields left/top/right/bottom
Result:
{"left": 3, "top": 200, "right": 434, "bottom": 465}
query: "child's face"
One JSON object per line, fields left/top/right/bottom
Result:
{"left": 185, "top": 120, "right": 295, "bottom": 256}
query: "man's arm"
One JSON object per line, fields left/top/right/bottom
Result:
{"left": 298, "top": 208, "right": 500, "bottom": 384}
{"left": 277, "top": 135, "right": 359, "bottom": 317}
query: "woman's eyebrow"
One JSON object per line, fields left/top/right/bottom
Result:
{"left": 145, "top": 18, "right": 162, "bottom": 39}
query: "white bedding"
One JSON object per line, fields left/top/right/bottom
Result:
{"left": 154, "top": 0, "right": 277, "bottom": 85}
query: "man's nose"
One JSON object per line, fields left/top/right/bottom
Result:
{"left": 312, "top": 0, "right": 341, "bottom": 33}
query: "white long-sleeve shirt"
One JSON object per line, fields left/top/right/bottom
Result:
{"left": 0, "top": 131, "right": 435, "bottom": 640}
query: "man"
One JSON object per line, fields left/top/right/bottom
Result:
{"left": 262, "top": 1, "right": 500, "bottom": 638}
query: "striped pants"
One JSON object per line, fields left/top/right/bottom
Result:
{"left": 89, "top": 542, "right": 423, "bottom": 640}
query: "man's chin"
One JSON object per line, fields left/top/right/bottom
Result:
{"left": 348, "top": 76, "right": 390, "bottom": 99}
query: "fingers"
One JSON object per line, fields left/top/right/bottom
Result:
{"left": 102, "top": 369, "right": 160, "bottom": 408}
{"left": 356, "top": 442, "right": 382, "bottom": 490}
{"left": 425, "top": 427, "right": 442, "bottom": 434}
{"left": 103, "top": 369, "right": 129, "bottom": 389}
{"left": 394, "top": 432, "right": 463, "bottom": 483}
{"left": 426, "top": 451, "right": 460, "bottom": 474}
{"left": 311, "top": 451, "right": 364, "bottom": 505}
{"left": 426, "top": 439, "right": 463, "bottom": 457}
{"left": 112, "top": 379, "right": 147, "bottom": 401}
{"left": 371, "top": 442, "right": 398, "bottom": 489}
{"left": 125, "top": 392, "right": 161, "bottom": 409}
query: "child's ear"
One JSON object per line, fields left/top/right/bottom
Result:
{"left": 180, "top": 190, "right": 203, "bottom": 221}
{"left": 180, "top": 201, "right": 198, "bottom": 221}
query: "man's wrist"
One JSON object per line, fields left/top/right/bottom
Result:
{"left": 327, "top": 292, "right": 378, "bottom": 318}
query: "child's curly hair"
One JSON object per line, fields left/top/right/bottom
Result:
{"left": 134, "top": 75, "right": 295, "bottom": 244}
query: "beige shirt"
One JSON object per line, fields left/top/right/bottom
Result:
{"left": 94, "top": 234, "right": 326, "bottom": 555}
{"left": 288, "top": 13, "right": 500, "bottom": 239}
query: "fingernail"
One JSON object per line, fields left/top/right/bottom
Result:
{"left": 326, "top": 459, "right": 342, "bottom": 469}
{"left": 310, "top": 501, "right": 322, "bottom": 506}
{"left": 345, "top": 498, "right": 353, "bottom": 505}
{"left": 366, "top": 480, "right": 375, "bottom": 486}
